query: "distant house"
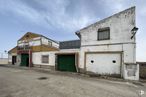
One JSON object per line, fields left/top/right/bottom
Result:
{"left": 8, "top": 6, "right": 139, "bottom": 80}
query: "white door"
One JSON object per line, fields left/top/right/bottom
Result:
{"left": 86, "top": 53, "right": 121, "bottom": 74}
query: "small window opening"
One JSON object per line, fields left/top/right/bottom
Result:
{"left": 113, "top": 60, "right": 116, "bottom": 63}
{"left": 91, "top": 60, "right": 94, "bottom": 63}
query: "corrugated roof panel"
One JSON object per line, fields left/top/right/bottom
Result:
{"left": 59, "top": 40, "right": 80, "bottom": 49}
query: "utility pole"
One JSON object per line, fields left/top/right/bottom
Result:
{"left": 0, "top": 52, "right": 3, "bottom": 59}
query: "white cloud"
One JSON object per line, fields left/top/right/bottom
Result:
{"left": 101, "top": 0, "right": 125, "bottom": 11}
{"left": 0, "top": 0, "right": 98, "bottom": 33}
{"left": 0, "top": 0, "right": 145, "bottom": 61}
{"left": 0, "top": 0, "right": 44, "bottom": 25}
{"left": 35, "top": 0, "right": 98, "bottom": 32}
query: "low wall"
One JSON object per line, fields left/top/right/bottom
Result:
{"left": 137, "top": 62, "right": 146, "bottom": 79}
{"left": 140, "top": 64, "right": 146, "bottom": 79}
{"left": 33, "top": 64, "right": 55, "bottom": 70}
{"left": 0, "top": 58, "right": 8, "bottom": 64}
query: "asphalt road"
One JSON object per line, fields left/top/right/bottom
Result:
{"left": 0, "top": 65, "right": 145, "bottom": 97}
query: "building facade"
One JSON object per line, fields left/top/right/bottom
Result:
{"left": 76, "top": 6, "right": 139, "bottom": 80}
{"left": 8, "top": 32, "right": 59, "bottom": 68}
{"left": 8, "top": 7, "right": 139, "bottom": 80}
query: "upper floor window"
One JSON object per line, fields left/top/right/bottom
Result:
{"left": 98, "top": 27, "right": 110, "bottom": 40}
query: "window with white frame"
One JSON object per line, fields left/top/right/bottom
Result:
{"left": 98, "top": 27, "right": 110, "bottom": 40}
{"left": 42, "top": 55, "right": 49, "bottom": 63}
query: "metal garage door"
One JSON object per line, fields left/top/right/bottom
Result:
{"left": 86, "top": 53, "right": 121, "bottom": 75}
{"left": 57, "top": 55, "right": 77, "bottom": 72}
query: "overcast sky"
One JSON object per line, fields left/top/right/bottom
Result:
{"left": 0, "top": 0, "right": 145, "bottom": 61}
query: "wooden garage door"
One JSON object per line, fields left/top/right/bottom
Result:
{"left": 57, "top": 55, "right": 77, "bottom": 72}
{"left": 86, "top": 53, "right": 121, "bottom": 75}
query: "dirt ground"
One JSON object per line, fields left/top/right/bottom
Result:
{"left": 0, "top": 65, "right": 145, "bottom": 97}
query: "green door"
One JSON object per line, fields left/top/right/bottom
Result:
{"left": 57, "top": 55, "right": 77, "bottom": 72}
{"left": 21, "top": 54, "right": 29, "bottom": 67}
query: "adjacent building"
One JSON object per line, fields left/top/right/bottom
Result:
{"left": 8, "top": 7, "right": 139, "bottom": 80}
{"left": 8, "top": 32, "right": 59, "bottom": 68}
{"left": 76, "top": 6, "right": 139, "bottom": 80}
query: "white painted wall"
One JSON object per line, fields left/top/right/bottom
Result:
{"left": 8, "top": 53, "right": 17, "bottom": 63}
{"left": 18, "top": 36, "right": 59, "bottom": 48}
{"left": 41, "top": 37, "right": 59, "bottom": 48}
{"left": 29, "top": 40, "right": 41, "bottom": 46}
{"left": 8, "top": 53, "right": 21, "bottom": 65}
{"left": 41, "top": 37, "right": 48, "bottom": 45}
{"left": 18, "top": 40, "right": 41, "bottom": 47}
{"left": 123, "top": 44, "right": 136, "bottom": 63}
{"left": 80, "top": 7, "right": 135, "bottom": 46}
{"left": 32, "top": 52, "right": 56, "bottom": 66}
{"left": 18, "top": 37, "right": 41, "bottom": 43}
{"left": 17, "top": 55, "right": 21, "bottom": 66}
{"left": 86, "top": 53, "right": 121, "bottom": 74}
{"left": 78, "top": 7, "right": 138, "bottom": 80}
{"left": 52, "top": 42, "right": 59, "bottom": 48}
{"left": 32, "top": 49, "right": 79, "bottom": 67}
{"left": 123, "top": 64, "right": 139, "bottom": 80}
{"left": 18, "top": 37, "right": 41, "bottom": 47}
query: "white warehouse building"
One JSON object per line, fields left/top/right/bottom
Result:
{"left": 8, "top": 6, "right": 139, "bottom": 80}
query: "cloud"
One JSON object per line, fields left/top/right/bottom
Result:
{"left": 0, "top": 0, "right": 99, "bottom": 33}
{"left": 36, "top": 0, "right": 99, "bottom": 32}
{"left": 0, "top": 0, "right": 145, "bottom": 61}
{"left": 0, "top": 0, "right": 44, "bottom": 25}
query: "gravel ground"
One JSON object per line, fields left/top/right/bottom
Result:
{"left": 0, "top": 65, "right": 145, "bottom": 97}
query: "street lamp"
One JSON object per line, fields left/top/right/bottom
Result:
{"left": 131, "top": 27, "right": 138, "bottom": 39}
{"left": 4, "top": 50, "right": 7, "bottom": 54}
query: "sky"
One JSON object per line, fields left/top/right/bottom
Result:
{"left": 0, "top": 0, "right": 145, "bottom": 61}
